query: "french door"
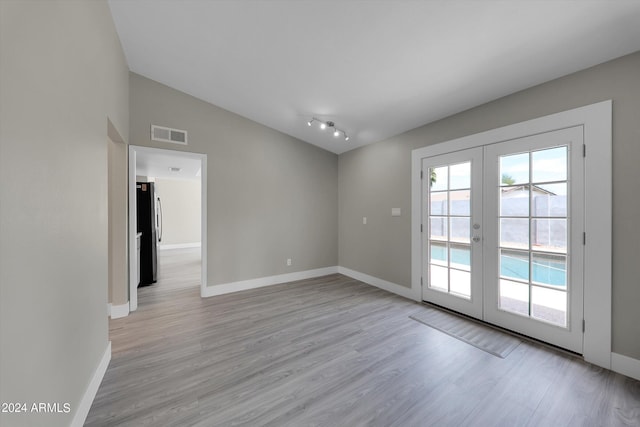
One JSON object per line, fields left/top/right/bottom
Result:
{"left": 422, "top": 127, "right": 584, "bottom": 353}
{"left": 422, "top": 147, "right": 484, "bottom": 319}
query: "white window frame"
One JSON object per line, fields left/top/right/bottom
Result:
{"left": 411, "top": 100, "right": 612, "bottom": 369}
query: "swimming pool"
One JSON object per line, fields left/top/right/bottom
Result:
{"left": 501, "top": 253, "right": 566, "bottom": 287}
{"left": 430, "top": 246, "right": 566, "bottom": 287}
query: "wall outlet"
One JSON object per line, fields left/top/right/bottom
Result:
{"left": 287, "top": 258, "right": 292, "bottom": 266}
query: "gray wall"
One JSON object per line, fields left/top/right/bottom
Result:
{"left": 155, "top": 178, "right": 201, "bottom": 246}
{"left": 0, "top": 1, "right": 129, "bottom": 426}
{"left": 339, "top": 51, "right": 640, "bottom": 360}
{"left": 108, "top": 134, "right": 129, "bottom": 306}
{"left": 130, "top": 73, "right": 338, "bottom": 286}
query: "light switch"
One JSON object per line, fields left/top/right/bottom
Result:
{"left": 391, "top": 208, "right": 401, "bottom": 217}
{"left": 363, "top": 216, "right": 367, "bottom": 225}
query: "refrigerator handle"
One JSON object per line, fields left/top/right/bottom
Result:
{"left": 157, "top": 197, "right": 163, "bottom": 242}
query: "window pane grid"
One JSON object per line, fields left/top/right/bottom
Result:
{"left": 531, "top": 282, "right": 568, "bottom": 292}
{"left": 428, "top": 162, "right": 472, "bottom": 299}
{"left": 498, "top": 146, "right": 569, "bottom": 327}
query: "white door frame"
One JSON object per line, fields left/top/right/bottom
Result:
{"left": 412, "top": 100, "right": 612, "bottom": 369}
{"left": 128, "top": 145, "right": 208, "bottom": 312}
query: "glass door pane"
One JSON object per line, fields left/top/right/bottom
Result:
{"left": 422, "top": 147, "right": 483, "bottom": 319}
{"left": 483, "top": 126, "right": 584, "bottom": 354}
{"left": 497, "top": 146, "right": 569, "bottom": 327}
{"left": 427, "top": 162, "right": 472, "bottom": 298}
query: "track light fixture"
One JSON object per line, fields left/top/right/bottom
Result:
{"left": 307, "top": 117, "right": 349, "bottom": 142}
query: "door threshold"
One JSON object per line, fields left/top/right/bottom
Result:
{"left": 420, "top": 300, "right": 583, "bottom": 359}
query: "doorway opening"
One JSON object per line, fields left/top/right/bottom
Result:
{"left": 128, "top": 145, "right": 207, "bottom": 311}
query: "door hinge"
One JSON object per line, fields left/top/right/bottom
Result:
{"left": 583, "top": 232, "right": 586, "bottom": 245}
{"left": 421, "top": 170, "right": 424, "bottom": 179}
{"left": 583, "top": 144, "right": 586, "bottom": 158}
{"left": 421, "top": 277, "right": 423, "bottom": 286}
{"left": 582, "top": 319, "right": 586, "bottom": 332}
{"left": 421, "top": 224, "right": 423, "bottom": 233}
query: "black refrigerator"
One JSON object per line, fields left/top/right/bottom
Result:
{"left": 137, "top": 182, "right": 162, "bottom": 286}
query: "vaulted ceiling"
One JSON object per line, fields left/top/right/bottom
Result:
{"left": 109, "top": 0, "right": 640, "bottom": 154}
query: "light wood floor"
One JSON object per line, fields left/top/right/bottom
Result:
{"left": 153, "top": 247, "right": 202, "bottom": 292}
{"left": 87, "top": 253, "right": 640, "bottom": 426}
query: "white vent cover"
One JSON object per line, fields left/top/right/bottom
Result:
{"left": 151, "top": 125, "right": 188, "bottom": 145}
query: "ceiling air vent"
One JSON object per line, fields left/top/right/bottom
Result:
{"left": 151, "top": 125, "right": 188, "bottom": 145}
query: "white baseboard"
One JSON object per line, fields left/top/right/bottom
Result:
{"left": 338, "top": 267, "right": 420, "bottom": 301}
{"left": 202, "top": 266, "right": 339, "bottom": 297}
{"left": 109, "top": 302, "right": 130, "bottom": 319}
{"left": 160, "top": 242, "right": 201, "bottom": 250}
{"left": 611, "top": 352, "right": 640, "bottom": 381}
{"left": 71, "top": 341, "right": 111, "bottom": 427}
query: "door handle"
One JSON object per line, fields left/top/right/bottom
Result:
{"left": 472, "top": 224, "right": 481, "bottom": 242}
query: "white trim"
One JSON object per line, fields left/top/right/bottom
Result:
{"left": 159, "top": 242, "right": 201, "bottom": 250}
{"left": 70, "top": 342, "right": 111, "bottom": 427}
{"left": 200, "top": 154, "right": 208, "bottom": 297}
{"left": 612, "top": 353, "right": 640, "bottom": 381}
{"left": 109, "top": 303, "right": 129, "bottom": 319}
{"left": 580, "top": 102, "right": 613, "bottom": 369}
{"left": 201, "top": 267, "right": 338, "bottom": 298}
{"left": 411, "top": 100, "right": 612, "bottom": 369}
{"left": 128, "top": 147, "right": 137, "bottom": 312}
{"left": 338, "top": 267, "right": 420, "bottom": 301}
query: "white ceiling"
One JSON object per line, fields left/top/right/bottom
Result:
{"left": 109, "top": 0, "right": 640, "bottom": 154}
{"left": 136, "top": 150, "right": 201, "bottom": 181}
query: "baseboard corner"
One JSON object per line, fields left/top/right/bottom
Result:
{"left": 337, "top": 266, "right": 420, "bottom": 302}
{"left": 611, "top": 352, "right": 640, "bottom": 381}
{"left": 202, "top": 266, "right": 339, "bottom": 298}
{"left": 70, "top": 341, "right": 111, "bottom": 427}
{"left": 109, "top": 302, "right": 130, "bottom": 319}
{"left": 159, "top": 242, "right": 201, "bottom": 250}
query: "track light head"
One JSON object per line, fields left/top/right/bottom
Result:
{"left": 306, "top": 118, "right": 349, "bottom": 142}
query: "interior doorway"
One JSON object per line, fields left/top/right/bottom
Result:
{"left": 128, "top": 145, "right": 207, "bottom": 311}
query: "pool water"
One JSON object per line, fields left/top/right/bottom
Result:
{"left": 501, "top": 254, "right": 566, "bottom": 287}
{"left": 430, "top": 246, "right": 566, "bottom": 287}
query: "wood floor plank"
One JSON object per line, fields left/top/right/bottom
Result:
{"left": 86, "top": 249, "right": 640, "bottom": 426}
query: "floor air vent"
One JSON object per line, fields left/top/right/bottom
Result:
{"left": 151, "top": 125, "right": 188, "bottom": 145}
